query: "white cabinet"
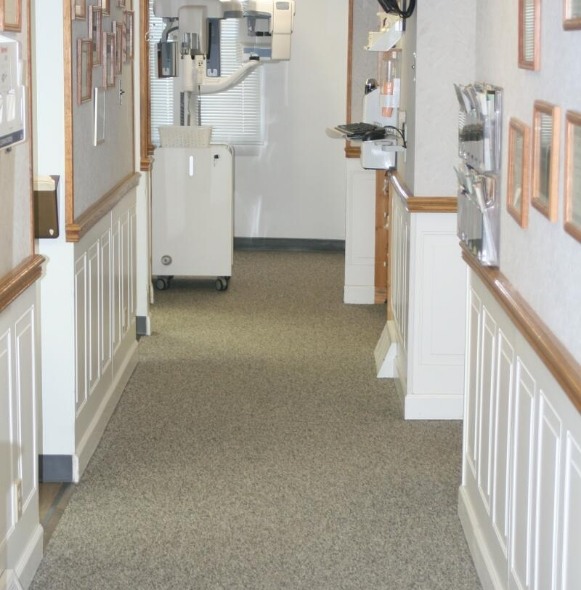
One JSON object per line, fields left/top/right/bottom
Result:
{"left": 459, "top": 270, "right": 581, "bottom": 590}
{"left": 152, "top": 146, "right": 233, "bottom": 287}
{"left": 343, "top": 158, "right": 377, "bottom": 304}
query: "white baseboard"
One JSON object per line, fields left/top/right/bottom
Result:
{"left": 75, "top": 338, "right": 139, "bottom": 481}
{"left": 404, "top": 393, "right": 464, "bottom": 420}
{"left": 343, "top": 285, "right": 375, "bottom": 304}
{"left": 458, "top": 486, "right": 505, "bottom": 590}
{"left": 374, "top": 321, "right": 398, "bottom": 378}
{"left": 11, "top": 524, "right": 43, "bottom": 590}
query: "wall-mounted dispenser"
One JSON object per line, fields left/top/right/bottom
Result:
{"left": 0, "top": 35, "right": 26, "bottom": 151}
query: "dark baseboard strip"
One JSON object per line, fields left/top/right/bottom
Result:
{"left": 39, "top": 455, "right": 74, "bottom": 483}
{"left": 136, "top": 315, "right": 148, "bottom": 336}
{"left": 234, "top": 238, "right": 345, "bottom": 252}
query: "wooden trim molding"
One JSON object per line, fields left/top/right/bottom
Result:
{"left": 64, "top": 3, "right": 74, "bottom": 228}
{"left": 389, "top": 172, "right": 458, "bottom": 213}
{"left": 345, "top": 143, "right": 360, "bottom": 158}
{"left": 463, "top": 246, "right": 581, "bottom": 413}
{"left": 140, "top": 0, "right": 153, "bottom": 168}
{"left": 0, "top": 255, "right": 45, "bottom": 314}
{"left": 66, "top": 172, "right": 141, "bottom": 242}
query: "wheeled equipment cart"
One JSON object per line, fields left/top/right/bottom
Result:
{"left": 151, "top": 143, "right": 234, "bottom": 291}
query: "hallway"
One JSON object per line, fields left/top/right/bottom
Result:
{"left": 31, "top": 251, "right": 480, "bottom": 589}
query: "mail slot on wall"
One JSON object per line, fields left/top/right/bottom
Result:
{"left": 33, "top": 175, "right": 59, "bottom": 239}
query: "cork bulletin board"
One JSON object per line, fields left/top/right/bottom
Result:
{"left": 66, "top": 0, "right": 136, "bottom": 240}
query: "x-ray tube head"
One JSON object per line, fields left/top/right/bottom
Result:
{"left": 157, "top": 40, "right": 178, "bottom": 77}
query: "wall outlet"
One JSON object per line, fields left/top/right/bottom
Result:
{"left": 15, "top": 479, "right": 23, "bottom": 519}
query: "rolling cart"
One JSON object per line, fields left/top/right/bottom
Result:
{"left": 151, "top": 141, "right": 234, "bottom": 291}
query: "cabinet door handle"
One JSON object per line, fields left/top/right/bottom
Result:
{"left": 189, "top": 155, "right": 194, "bottom": 176}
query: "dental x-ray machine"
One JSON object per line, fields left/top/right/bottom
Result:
{"left": 155, "top": 0, "right": 294, "bottom": 123}
{"left": 151, "top": 0, "right": 295, "bottom": 291}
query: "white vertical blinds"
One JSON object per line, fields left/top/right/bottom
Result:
{"left": 148, "top": 0, "right": 264, "bottom": 146}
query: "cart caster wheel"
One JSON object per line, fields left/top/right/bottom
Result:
{"left": 155, "top": 277, "right": 169, "bottom": 291}
{"left": 216, "top": 277, "right": 229, "bottom": 291}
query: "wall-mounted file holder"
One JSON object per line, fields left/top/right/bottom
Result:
{"left": 454, "top": 82, "right": 502, "bottom": 266}
{"left": 33, "top": 175, "right": 59, "bottom": 239}
{"left": 456, "top": 167, "right": 499, "bottom": 266}
{"left": 455, "top": 83, "right": 502, "bottom": 172}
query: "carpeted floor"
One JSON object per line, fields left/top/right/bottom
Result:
{"left": 31, "top": 250, "right": 481, "bottom": 589}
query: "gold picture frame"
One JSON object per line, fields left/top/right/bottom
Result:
{"left": 507, "top": 118, "right": 531, "bottom": 228}
{"left": 77, "top": 38, "right": 93, "bottom": 104}
{"left": 103, "top": 31, "right": 116, "bottom": 89}
{"left": 72, "top": 0, "right": 87, "bottom": 20}
{"left": 564, "top": 0, "right": 581, "bottom": 30}
{"left": 114, "top": 21, "right": 124, "bottom": 75}
{"left": 518, "top": 0, "right": 540, "bottom": 70}
{"left": 125, "top": 10, "right": 134, "bottom": 62}
{"left": 564, "top": 111, "right": 581, "bottom": 242}
{"left": 99, "top": 0, "right": 110, "bottom": 17}
{"left": 89, "top": 5, "right": 103, "bottom": 67}
{"left": 532, "top": 101, "right": 561, "bottom": 222}
{"left": 0, "top": 0, "right": 21, "bottom": 32}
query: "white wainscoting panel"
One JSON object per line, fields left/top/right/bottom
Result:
{"left": 0, "top": 287, "right": 43, "bottom": 587}
{"left": 561, "top": 435, "right": 581, "bottom": 589}
{"left": 39, "top": 192, "right": 138, "bottom": 483}
{"left": 459, "top": 270, "right": 581, "bottom": 590}
{"left": 388, "top": 191, "right": 465, "bottom": 419}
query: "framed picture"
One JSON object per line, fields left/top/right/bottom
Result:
{"left": 72, "top": 0, "right": 87, "bottom": 20}
{"left": 507, "top": 118, "right": 531, "bottom": 228}
{"left": 0, "top": 0, "right": 22, "bottom": 31}
{"left": 564, "top": 0, "right": 581, "bottom": 30}
{"left": 114, "top": 21, "right": 125, "bottom": 74}
{"left": 93, "top": 86, "right": 106, "bottom": 146}
{"left": 99, "top": 0, "right": 110, "bottom": 16}
{"left": 125, "top": 10, "right": 134, "bottom": 61}
{"left": 77, "top": 38, "right": 93, "bottom": 104}
{"left": 532, "top": 101, "right": 561, "bottom": 222}
{"left": 118, "top": 0, "right": 126, "bottom": 8}
{"left": 89, "top": 5, "right": 103, "bottom": 67}
{"left": 564, "top": 111, "right": 581, "bottom": 242}
{"left": 518, "top": 0, "right": 540, "bottom": 70}
{"left": 102, "top": 31, "right": 116, "bottom": 88}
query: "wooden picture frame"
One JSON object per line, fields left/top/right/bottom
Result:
{"left": 507, "top": 118, "right": 531, "bottom": 228}
{"left": 564, "top": 0, "right": 581, "bottom": 30}
{"left": 564, "top": 111, "right": 581, "bottom": 242}
{"left": 99, "top": 0, "right": 110, "bottom": 16}
{"left": 103, "top": 31, "right": 116, "bottom": 89}
{"left": 77, "top": 38, "right": 93, "bottom": 105}
{"left": 532, "top": 101, "right": 561, "bottom": 222}
{"left": 518, "top": 0, "right": 540, "bottom": 70}
{"left": 72, "top": 0, "right": 87, "bottom": 20}
{"left": 114, "top": 21, "right": 124, "bottom": 75}
{"left": 89, "top": 5, "right": 103, "bottom": 67}
{"left": 118, "top": 0, "right": 126, "bottom": 8}
{"left": 0, "top": 0, "right": 22, "bottom": 32}
{"left": 125, "top": 10, "right": 134, "bottom": 61}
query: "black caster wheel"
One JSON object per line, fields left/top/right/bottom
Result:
{"left": 215, "top": 277, "right": 229, "bottom": 291}
{"left": 155, "top": 277, "right": 169, "bottom": 291}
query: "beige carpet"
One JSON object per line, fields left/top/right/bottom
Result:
{"left": 31, "top": 250, "right": 481, "bottom": 589}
